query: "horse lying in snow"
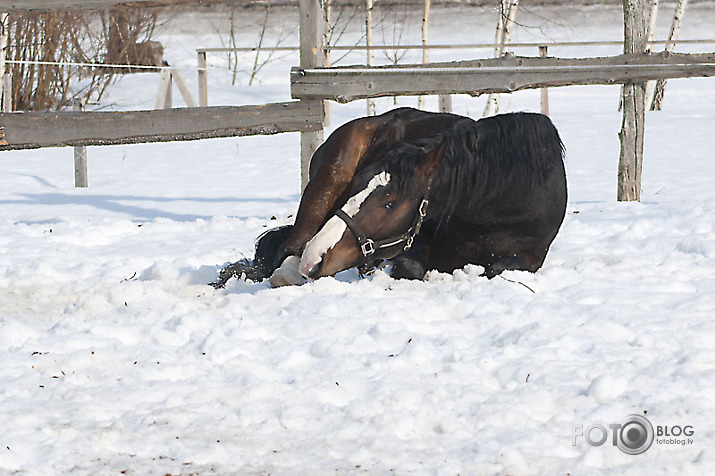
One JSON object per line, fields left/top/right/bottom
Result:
{"left": 211, "top": 108, "right": 567, "bottom": 288}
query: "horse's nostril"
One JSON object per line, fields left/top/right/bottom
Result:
{"left": 307, "top": 260, "right": 323, "bottom": 280}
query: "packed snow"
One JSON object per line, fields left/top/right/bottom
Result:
{"left": 1, "top": 3, "right": 714, "bottom": 475}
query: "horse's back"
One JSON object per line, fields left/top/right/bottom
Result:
{"left": 431, "top": 112, "right": 568, "bottom": 274}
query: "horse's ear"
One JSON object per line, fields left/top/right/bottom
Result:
{"left": 385, "top": 113, "right": 406, "bottom": 145}
{"left": 418, "top": 140, "right": 447, "bottom": 182}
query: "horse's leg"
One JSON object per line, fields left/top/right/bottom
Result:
{"left": 466, "top": 230, "right": 549, "bottom": 279}
{"left": 390, "top": 248, "right": 428, "bottom": 280}
{"left": 483, "top": 255, "right": 527, "bottom": 279}
{"left": 388, "top": 223, "right": 438, "bottom": 280}
{"left": 252, "top": 225, "right": 294, "bottom": 279}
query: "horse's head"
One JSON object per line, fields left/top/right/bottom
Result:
{"left": 299, "top": 139, "right": 446, "bottom": 280}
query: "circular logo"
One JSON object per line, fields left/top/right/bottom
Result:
{"left": 617, "top": 414, "right": 654, "bottom": 455}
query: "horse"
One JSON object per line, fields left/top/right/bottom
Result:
{"left": 298, "top": 112, "right": 567, "bottom": 281}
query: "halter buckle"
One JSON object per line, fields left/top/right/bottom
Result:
{"left": 419, "top": 199, "right": 429, "bottom": 217}
{"left": 404, "top": 235, "right": 414, "bottom": 251}
{"left": 361, "top": 238, "right": 376, "bottom": 257}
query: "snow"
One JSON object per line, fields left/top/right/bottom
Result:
{"left": 1, "top": 3, "right": 715, "bottom": 474}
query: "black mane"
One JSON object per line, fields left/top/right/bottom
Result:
{"left": 384, "top": 112, "right": 565, "bottom": 223}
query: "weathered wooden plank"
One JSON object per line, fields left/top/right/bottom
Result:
{"left": 291, "top": 52, "right": 715, "bottom": 103}
{"left": 171, "top": 69, "right": 197, "bottom": 108}
{"left": 0, "top": 0, "right": 221, "bottom": 11}
{"left": 0, "top": 101, "right": 323, "bottom": 150}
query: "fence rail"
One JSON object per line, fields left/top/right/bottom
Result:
{"left": 0, "top": 101, "right": 322, "bottom": 150}
{"left": 197, "top": 38, "right": 715, "bottom": 55}
{"left": 290, "top": 52, "right": 715, "bottom": 103}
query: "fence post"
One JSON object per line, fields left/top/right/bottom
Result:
{"left": 618, "top": 0, "right": 647, "bottom": 201}
{"left": 197, "top": 50, "right": 208, "bottom": 107}
{"left": 73, "top": 99, "right": 88, "bottom": 188}
{"left": 156, "top": 67, "right": 172, "bottom": 109}
{"left": 539, "top": 45, "right": 549, "bottom": 116}
{"left": 299, "top": 0, "right": 325, "bottom": 192}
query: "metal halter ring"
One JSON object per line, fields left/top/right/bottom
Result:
{"left": 361, "top": 238, "right": 376, "bottom": 257}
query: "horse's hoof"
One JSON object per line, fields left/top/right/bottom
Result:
{"left": 269, "top": 255, "right": 306, "bottom": 287}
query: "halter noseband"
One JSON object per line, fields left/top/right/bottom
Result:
{"left": 334, "top": 197, "right": 429, "bottom": 274}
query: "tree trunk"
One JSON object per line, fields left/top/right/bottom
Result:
{"left": 365, "top": 0, "right": 375, "bottom": 116}
{"left": 483, "top": 0, "right": 518, "bottom": 117}
{"left": 651, "top": 0, "right": 688, "bottom": 110}
{"left": 417, "top": 0, "right": 430, "bottom": 110}
{"left": 0, "top": 13, "right": 8, "bottom": 111}
{"left": 643, "top": 0, "right": 659, "bottom": 104}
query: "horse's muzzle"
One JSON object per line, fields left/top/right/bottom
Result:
{"left": 299, "top": 256, "right": 323, "bottom": 280}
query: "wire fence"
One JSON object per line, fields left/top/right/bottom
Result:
{"left": 6, "top": 38, "right": 713, "bottom": 71}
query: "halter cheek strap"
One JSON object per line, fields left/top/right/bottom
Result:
{"left": 334, "top": 208, "right": 377, "bottom": 258}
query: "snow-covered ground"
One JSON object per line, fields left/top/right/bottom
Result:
{"left": 1, "top": 3, "right": 714, "bottom": 474}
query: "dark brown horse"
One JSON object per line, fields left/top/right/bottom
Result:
{"left": 299, "top": 112, "right": 567, "bottom": 281}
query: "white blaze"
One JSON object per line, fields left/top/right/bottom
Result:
{"left": 299, "top": 172, "right": 390, "bottom": 277}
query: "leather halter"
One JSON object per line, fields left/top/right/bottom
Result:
{"left": 334, "top": 197, "right": 429, "bottom": 273}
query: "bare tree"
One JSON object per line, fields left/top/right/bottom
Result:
{"left": 650, "top": 0, "right": 688, "bottom": 110}
{"left": 483, "top": 0, "right": 519, "bottom": 117}
{"left": 417, "top": 0, "right": 430, "bottom": 110}
{"left": 643, "top": 0, "right": 659, "bottom": 104}
{"left": 222, "top": 2, "right": 295, "bottom": 87}
{"left": 7, "top": 8, "right": 160, "bottom": 111}
{"left": 365, "top": 0, "right": 376, "bottom": 115}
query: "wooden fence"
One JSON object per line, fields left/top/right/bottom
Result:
{"left": 196, "top": 39, "right": 715, "bottom": 110}
{"left": 0, "top": 101, "right": 322, "bottom": 149}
